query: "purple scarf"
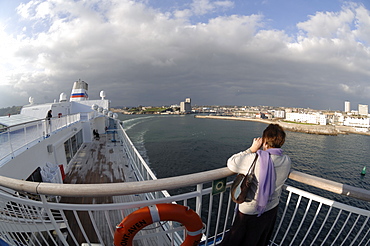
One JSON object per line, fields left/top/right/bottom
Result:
{"left": 256, "top": 148, "right": 283, "bottom": 216}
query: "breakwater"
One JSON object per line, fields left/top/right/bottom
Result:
{"left": 194, "top": 115, "right": 368, "bottom": 136}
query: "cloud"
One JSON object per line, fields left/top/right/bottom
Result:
{"left": 191, "top": 0, "right": 234, "bottom": 15}
{"left": 353, "top": 4, "right": 370, "bottom": 44}
{"left": 0, "top": 0, "right": 369, "bottom": 110}
{"left": 340, "top": 83, "right": 370, "bottom": 99}
{"left": 297, "top": 8, "right": 355, "bottom": 39}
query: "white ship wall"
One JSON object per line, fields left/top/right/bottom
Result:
{"left": 21, "top": 103, "right": 54, "bottom": 119}
{"left": 21, "top": 100, "right": 109, "bottom": 120}
{"left": 21, "top": 102, "right": 72, "bottom": 119}
{"left": 0, "top": 122, "right": 83, "bottom": 180}
{"left": 71, "top": 100, "right": 110, "bottom": 114}
{"left": 90, "top": 116, "right": 107, "bottom": 135}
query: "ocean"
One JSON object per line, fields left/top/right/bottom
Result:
{"left": 119, "top": 114, "right": 370, "bottom": 200}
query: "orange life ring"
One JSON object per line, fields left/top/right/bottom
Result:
{"left": 114, "top": 203, "right": 203, "bottom": 246}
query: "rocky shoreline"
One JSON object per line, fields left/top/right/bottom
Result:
{"left": 194, "top": 115, "right": 370, "bottom": 136}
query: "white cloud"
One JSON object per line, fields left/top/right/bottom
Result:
{"left": 353, "top": 4, "right": 370, "bottom": 44}
{"left": 340, "top": 83, "right": 370, "bottom": 99}
{"left": 16, "top": 1, "right": 37, "bottom": 19}
{"left": 297, "top": 9, "right": 355, "bottom": 38}
{"left": 191, "top": 0, "right": 234, "bottom": 16}
{"left": 34, "top": 1, "right": 54, "bottom": 19}
{"left": 174, "top": 9, "right": 192, "bottom": 20}
{"left": 0, "top": 25, "right": 25, "bottom": 86}
{"left": 292, "top": 3, "right": 370, "bottom": 79}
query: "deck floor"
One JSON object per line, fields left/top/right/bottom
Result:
{"left": 63, "top": 134, "right": 128, "bottom": 185}
{"left": 60, "top": 134, "right": 170, "bottom": 246}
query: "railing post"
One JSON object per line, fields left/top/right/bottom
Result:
{"left": 40, "top": 195, "right": 69, "bottom": 246}
{"left": 196, "top": 184, "right": 203, "bottom": 217}
{"left": 7, "top": 131, "right": 14, "bottom": 159}
{"left": 37, "top": 121, "right": 42, "bottom": 141}
{"left": 44, "top": 119, "right": 47, "bottom": 137}
{"left": 62, "top": 116, "right": 67, "bottom": 127}
{"left": 23, "top": 125, "right": 27, "bottom": 148}
{"left": 50, "top": 118, "right": 54, "bottom": 133}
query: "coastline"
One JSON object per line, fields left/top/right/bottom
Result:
{"left": 194, "top": 115, "right": 370, "bottom": 136}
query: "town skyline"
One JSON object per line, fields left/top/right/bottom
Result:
{"left": 113, "top": 99, "right": 369, "bottom": 113}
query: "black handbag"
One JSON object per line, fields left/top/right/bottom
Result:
{"left": 230, "top": 153, "right": 258, "bottom": 204}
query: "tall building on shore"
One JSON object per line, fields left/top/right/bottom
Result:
{"left": 344, "top": 101, "right": 350, "bottom": 113}
{"left": 358, "top": 104, "right": 368, "bottom": 116}
{"left": 180, "top": 98, "right": 192, "bottom": 114}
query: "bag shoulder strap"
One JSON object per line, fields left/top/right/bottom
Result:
{"left": 247, "top": 153, "right": 258, "bottom": 175}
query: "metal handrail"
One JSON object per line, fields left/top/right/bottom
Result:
{"left": 0, "top": 118, "right": 42, "bottom": 131}
{"left": 0, "top": 167, "right": 233, "bottom": 197}
{"left": 0, "top": 168, "right": 369, "bottom": 202}
{"left": 289, "top": 170, "right": 370, "bottom": 202}
{"left": 0, "top": 113, "right": 82, "bottom": 165}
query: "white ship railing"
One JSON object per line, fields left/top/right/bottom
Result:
{"left": 117, "top": 121, "right": 172, "bottom": 199}
{"left": 0, "top": 114, "right": 82, "bottom": 167}
{"left": 0, "top": 169, "right": 369, "bottom": 246}
{"left": 0, "top": 122, "right": 369, "bottom": 245}
{"left": 118, "top": 123, "right": 158, "bottom": 183}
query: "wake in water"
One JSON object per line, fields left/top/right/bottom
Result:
{"left": 120, "top": 116, "right": 155, "bottom": 171}
{"left": 121, "top": 116, "right": 155, "bottom": 131}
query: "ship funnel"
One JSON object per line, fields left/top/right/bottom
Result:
{"left": 70, "top": 79, "right": 88, "bottom": 101}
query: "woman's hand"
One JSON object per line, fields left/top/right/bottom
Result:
{"left": 249, "top": 137, "right": 262, "bottom": 153}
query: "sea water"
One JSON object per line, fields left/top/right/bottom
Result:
{"left": 119, "top": 114, "right": 370, "bottom": 198}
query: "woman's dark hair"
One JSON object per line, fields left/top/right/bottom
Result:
{"left": 262, "top": 124, "right": 286, "bottom": 148}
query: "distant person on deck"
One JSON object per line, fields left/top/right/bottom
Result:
{"left": 46, "top": 110, "right": 52, "bottom": 136}
{"left": 46, "top": 110, "right": 52, "bottom": 121}
{"left": 220, "top": 124, "right": 291, "bottom": 246}
{"left": 93, "top": 129, "right": 100, "bottom": 139}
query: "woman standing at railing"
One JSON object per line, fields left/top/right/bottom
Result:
{"left": 220, "top": 124, "right": 291, "bottom": 246}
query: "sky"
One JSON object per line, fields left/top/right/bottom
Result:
{"left": 0, "top": 0, "right": 370, "bottom": 110}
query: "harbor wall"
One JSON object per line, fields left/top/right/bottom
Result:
{"left": 194, "top": 115, "right": 369, "bottom": 136}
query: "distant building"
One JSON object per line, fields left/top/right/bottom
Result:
{"left": 256, "top": 113, "right": 267, "bottom": 119}
{"left": 343, "top": 117, "right": 370, "bottom": 128}
{"left": 330, "top": 112, "right": 344, "bottom": 125}
{"left": 285, "top": 112, "right": 327, "bottom": 125}
{"left": 180, "top": 98, "right": 192, "bottom": 114}
{"left": 319, "top": 115, "right": 328, "bottom": 125}
{"left": 358, "top": 104, "right": 368, "bottom": 116}
{"left": 344, "top": 101, "right": 350, "bottom": 113}
{"left": 285, "top": 108, "right": 293, "bottom": 113}
{"left": 348, "top": 110, "right": 357, "bottom": 116}
{"left": 265, "top": 113, "right": 273, "bottom": 119}
{"left": 274, "top": 110, "right": 285, "bottom": 118}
